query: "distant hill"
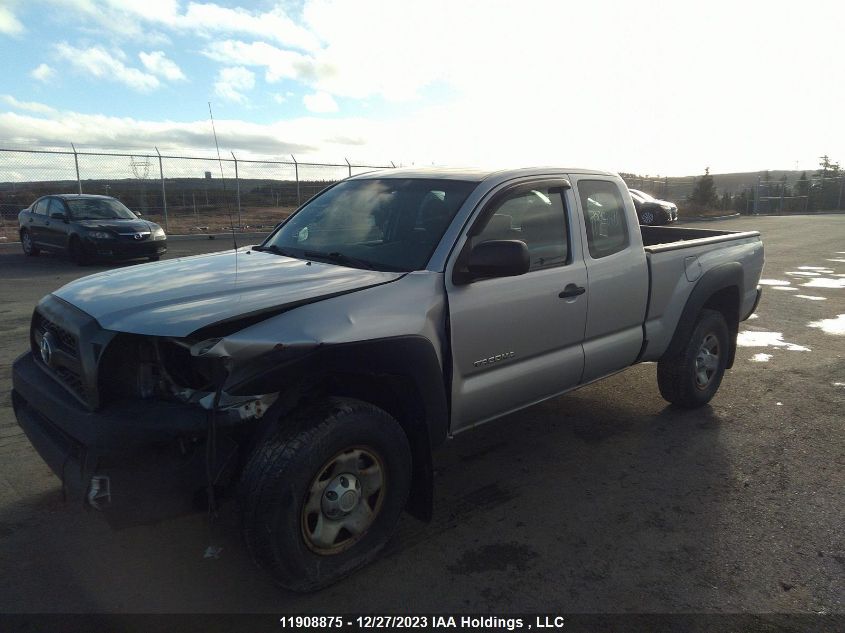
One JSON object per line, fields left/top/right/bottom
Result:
{"left": 623, "top": 169, "right": 814, "bottom": 202}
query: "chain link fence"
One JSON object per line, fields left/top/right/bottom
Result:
{"left": 622, "top": 173, "right": 845, "bottom": 217}
{"left": 0, "top": 147, "right": 392, "bottom": 240}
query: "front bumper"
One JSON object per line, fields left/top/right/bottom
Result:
{"left": 12, "top": 351, "right": 237, "bottom": 526}
{"left": 83, "top": 237, "right": 167, "bottom": 261}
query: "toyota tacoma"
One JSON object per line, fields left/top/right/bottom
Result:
{"left": 12, "top": 167, "right": 764, "bottom": 591}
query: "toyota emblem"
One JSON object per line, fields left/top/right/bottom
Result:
{"left": 39, "top": 332, "right": 55, "bottom": 366}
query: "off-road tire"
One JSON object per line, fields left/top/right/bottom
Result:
{"left": 239, "top": 397, "right": 412, "bottom": 592}
{"left": 20, "top": 229, "right": 40, "bottom": 256}
{"left": 657, "top": 308, "right": 729, "bottom": 408}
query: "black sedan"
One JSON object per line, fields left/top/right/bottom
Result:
{"left": 628, "top": 188, "right": 678, "bottom": 225}
{"left": 18, "top": 194, "right": 167, "bottom": 264}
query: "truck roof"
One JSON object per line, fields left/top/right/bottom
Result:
{"left": 351, "top": 166, "right": 616, "bottom": 182}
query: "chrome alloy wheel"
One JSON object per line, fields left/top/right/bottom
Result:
{"left": 694, "top": 333, "right": 720, "bottom": 389}
{"left": 22, "top": 231, "right": 33, "bottom": 254}
{"left": 301, "top": 447, "right": 385, "bottom": 554}
{"left": 641, "top": 210, "right": 655, "bottom": 225}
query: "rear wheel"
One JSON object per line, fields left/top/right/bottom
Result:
{"left": 657, "top": 309, "right": 729, "bottom": 408}
{"left": 20, "top": 230, "right": 39, "bottom": 256}
{"left": 239, "top": 398, "right": 412, "bottom": 592}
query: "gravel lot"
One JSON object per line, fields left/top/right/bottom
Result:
{"left": 0, "top": 216, "right": 842, "bottom": 614}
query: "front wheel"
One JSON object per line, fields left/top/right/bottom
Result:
{"left": 20, "top": 229, "right": 40, "bottom": 256}
{"left": 640, "top": 210, "right": 655, "bottom": 225}
{"left": 657, "top": 309, "right": 729, "bottom": 408}
{"left": 239, "top": 398, "right": 412, "bottom": 592}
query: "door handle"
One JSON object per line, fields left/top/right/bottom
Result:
{"left": 559, "top": 283, "right": 586, "bottom": 299}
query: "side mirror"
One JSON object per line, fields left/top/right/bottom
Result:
{"left": 50, "top": 211, "right": 67, "bottom": 221}
{"left": 456, "top": 240, "right": 530, "bottom": 284}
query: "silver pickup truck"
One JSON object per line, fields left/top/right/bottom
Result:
{"left": 12, "top": 167, "right": 764, "bottom": 590}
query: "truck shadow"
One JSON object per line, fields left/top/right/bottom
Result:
{"left": 0, "top": 369, "right": 734, "bottom": 612}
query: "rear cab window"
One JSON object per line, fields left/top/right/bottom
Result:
{"left": 578, "top": 180, "right": 630, "bottom": 258}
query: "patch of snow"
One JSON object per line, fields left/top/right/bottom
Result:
{"left": 802, "top": 278, "right": 845, "bottom": 289}
{"left": 759, "top": 279, "right": 791, "bottom": 286}
{"left": 808, "top": 314, "right": 845, "bottom": 335}
{"left": 737, "top": 330, "right": 810, "bottom": 351}
{"left": 794, "top": 295, "right": 826, "bottom": 301}
{"left": 750, "top": 353, "right": 772, "bottom": 362}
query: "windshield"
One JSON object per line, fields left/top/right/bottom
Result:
{"left": 65, "top": 198, "right": 137, "bottom": 220}
{"left": 263, "top": 178, "right": 478, "bottom": 272}
{"left": 629, "top": 189, "right": 655, "bottom": 201}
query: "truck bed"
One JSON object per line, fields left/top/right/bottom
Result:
{"left": 638, "top": 225, "right": 764, "bottom": 363}
{"left": 640, "top": 225, "right": 757, "bottom": 250}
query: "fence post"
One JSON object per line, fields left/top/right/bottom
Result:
{"left": 291, "top": 154, "right": 300, "bottom": 206}
{"left": 345, "top": 157, "right": 351, "bottom": 178}
{"left": 71, "top": 143, "right": 82, "bottom": 194}
{"left": 231, "top": 151, "right": 242, "bottom": 228}
{"left": 155, "top": 147, "right": 168, "bottom": 232}
{"left": 390, "top": 161, "right": 396, "bottom": 168}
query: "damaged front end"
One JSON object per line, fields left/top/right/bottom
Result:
{"left": 97, "top": 332, "right": 280, "bottom": 423}
{"left": 12, "top": 296, "right": 294, "bottom": 527}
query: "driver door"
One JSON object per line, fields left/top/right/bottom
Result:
{"left": 446, "top": 179, "right": 588, "bottom": 432}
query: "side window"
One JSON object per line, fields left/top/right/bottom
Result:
{"left": 474, "top": 186, "right": 569, "bottom": 271}
{"left": 47, "top": 199, "right": 65, "bottom": 217}
{"left": 579, "top": 180, "right": 629, "bottom": 258}
{"left": 32, "top": 199, "right": 48, "bottom": 215}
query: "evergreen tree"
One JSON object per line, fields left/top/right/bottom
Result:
{"left": 689, "top": 167, "right": 719, "bottom": 209}
{"left": 795, "top": 171, "right": 809, "bottom": 197}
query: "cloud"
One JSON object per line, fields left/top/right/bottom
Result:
{"left": 139, "top": 51, "right": 186, "bottom": 81}
{"left": 0, "top": 110, "right": 317, "bottom": 157}
{"left": 303, "top": 92, "right": 338, "bottom": 113}
{"left": 181, "top": 3, "right": 320, "bottom": 52}
{"left": 214, "top": 66, "right": 255, "bottom": 103}
{"left": 47, "top": 0, "right": 320, "bottom": 50}
{"left": 56, "top": 43, "right": 161, "bottom": 92}
{"left": 0, "top": 6, "right": 24, "bottom": 36}
{"left": 203, "top": 40, "right": 311, "bottom": 83}
{"left": 30, "top": 63, "right": 56, "bottom": 83}
{"left": 1, "top": 95, "right": 57, "bottom": 114}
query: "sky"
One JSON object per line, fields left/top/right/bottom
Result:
{"left": 0, "top": 0, "right": 843, "bottom": 176}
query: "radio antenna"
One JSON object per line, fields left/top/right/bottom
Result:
{"left": 208, "top": 102, "right": 238, "bottom": 251}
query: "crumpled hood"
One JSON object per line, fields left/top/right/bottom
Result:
{"left": 76, "top": 219, "right": 159, "bottom": 233}
{"left": 53, "top": 247, "right": 403, "bottom": 337}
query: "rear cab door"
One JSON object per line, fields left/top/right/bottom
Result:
{"left": 26, "top": 198, "right": 49, "bottom": 246}
{"left": 43, "top": 198, "right": 70, "bottom": 248}
{"left": 445, "top": 178, "right": 588, "bottom": 432}
{"left": 569, "top": 175, "right": 649, "bottom": 382}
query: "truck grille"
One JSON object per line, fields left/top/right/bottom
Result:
{"left": 34, "top": 312, "right": 79, "bottom": 358}
{"left": 29, "top": 299, "right": 111, "bottom": 410}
